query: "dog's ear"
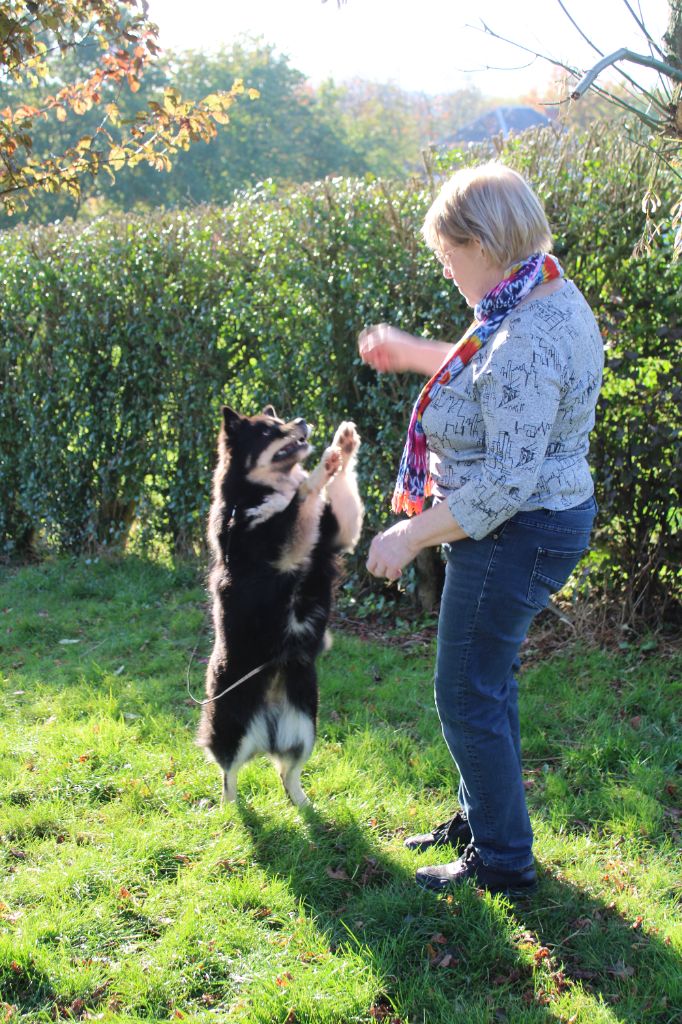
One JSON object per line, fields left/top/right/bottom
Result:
{"left": 262, "top": 404, "right": 277, "bottom": 419}
{"left": 222, "top": 406, "right": 243, "bottom": 442}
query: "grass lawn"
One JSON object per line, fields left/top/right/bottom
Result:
{"left": 0, "top": 555, "right": 680, "bottom": 1024}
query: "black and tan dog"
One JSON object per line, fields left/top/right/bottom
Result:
{"left": 197, "top": 405, "right": 363, "bottom": 806}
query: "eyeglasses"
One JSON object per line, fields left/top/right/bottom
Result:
{"left": 433, "top": 246, "right": 458, "bottom": 265}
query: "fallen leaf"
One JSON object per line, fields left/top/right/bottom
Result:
{"left": 369, "top": 998, "right": 395, "bottom": 1020}
{"left": 359, "top": 856, "right": 385, "bottom": 887}
{"left": 629, "top": 715, "right": 642, "bottom": 729}
{"left": 492, "top": 969, "right": 521, "bottom": 986}
{"left": 569, "top": 966, "right": 598, "bottom": 980}
{"left": 606, "top": 961, "right": 635, "bottom": 979}
{"left": 326, "top": 866, "right": 349, "bottom": 880}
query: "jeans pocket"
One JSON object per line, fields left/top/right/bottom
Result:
{"left": 528, "top": 546, "right": 588, "bottom": 610}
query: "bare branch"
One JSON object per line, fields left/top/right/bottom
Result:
{"left": 556, "top": 0, "right": 603, "bottom": 57}
{"left": 477, "top": 19, "right": 669, "bottom": 117}
{"left": 571, "top": 48, "right": 682, "bottom": 98}
{"left": 475, "top": 21, "right": 581, "bottom": 77}
{"left": 622, "top": 0, "right": 668, "bottom": 61}
{"left": 553, "top": 3, "right": 671, "bottom": 111}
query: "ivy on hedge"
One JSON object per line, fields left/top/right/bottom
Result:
{"left": 0, "top": 126, "right": 680, "bottom": 622}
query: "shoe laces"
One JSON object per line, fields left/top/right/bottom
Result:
{"left": 444, "top": 811, "right": 466, "bottom": 837}
{"left": 460, "top": 842, "right": 481, "bottom": 868}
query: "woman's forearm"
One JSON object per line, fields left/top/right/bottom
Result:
{"left": 405, "top": 498, "right": 469, "bottom": 551}
{"left": 402, "top": 339, "right": 453, "bottom": 376}
{"left": 366, "top": 500, "right": 469, "bottom": 581}
{"left": 358, "top": 323, "right": 452, "bottom": 376}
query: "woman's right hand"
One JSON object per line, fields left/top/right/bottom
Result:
{"left": 357, "top": 323, "right": 419, "bottom": 374}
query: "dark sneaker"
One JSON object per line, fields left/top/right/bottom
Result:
{"left": 415, "top": 842, "right": 537, "bottom": 895}
{"left": 404, "top": 811, "right": 472, "bottom": 852}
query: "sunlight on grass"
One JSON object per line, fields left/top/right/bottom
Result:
{"left": 0, "top": 556, "right": 680, "bottom": 1023}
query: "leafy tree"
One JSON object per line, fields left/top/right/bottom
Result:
{"left": 0, "top": 1, "right": 252, "bottom": 216}
{"left": 315, "top": 79, "right": 492, "bottom": 176}
{"left": 108, "top": 40, "right": 370, "bottom": 209}
{"left": 0, "top": 35, "right": 373, "bottom": 221}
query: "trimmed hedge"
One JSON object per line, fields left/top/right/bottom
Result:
{"left": 1, "top": 127, "right": 680, "bottom": 622}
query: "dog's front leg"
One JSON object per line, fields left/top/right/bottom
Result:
{"left": 274, "top": 447, "right": 341, "bottom": 572}
{"left": 298, "top": 445, "right": 341, "bottom": 499}
{"left": 325, "top": 421, "right": 363, "bottom": 552}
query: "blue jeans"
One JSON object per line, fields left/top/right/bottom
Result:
{"left": 434, "top": 497, "right": 597, "bottom": 870}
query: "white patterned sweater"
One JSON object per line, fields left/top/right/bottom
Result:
{"left": 420, "top": 279, "right": 604, "bottom": 541}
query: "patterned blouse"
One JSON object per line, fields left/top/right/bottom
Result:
{"left": 420, "top": 280, "right": 604, "bottom": 541}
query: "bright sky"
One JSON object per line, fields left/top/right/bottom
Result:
{"left": 145, "top": 0, "right": 671, "bottom": 98}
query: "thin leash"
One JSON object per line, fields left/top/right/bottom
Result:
{"left": 185, "top": 653, "right": 272, "bottom": 706}
{"left": 185, "top": 502, "right": 272, "bottom": 707}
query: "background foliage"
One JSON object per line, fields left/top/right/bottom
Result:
{"left": 0, "top": 1, "right": 248, "bottom": 217}
{"left": 1, "top": 125, "right": 680, "bottom": 623}
{"left": 0, "top": 35, "right": 631, "bottom": 231}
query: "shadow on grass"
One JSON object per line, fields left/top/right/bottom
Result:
{"left": 237, "top": 797, "right": 679, "bottom": 1024}
{"left": 2, "top": 556, "right": 679, "bottom": 1021}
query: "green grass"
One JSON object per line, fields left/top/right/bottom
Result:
{"left": 0, "top": 555, "right": 680, "bottom": 1024}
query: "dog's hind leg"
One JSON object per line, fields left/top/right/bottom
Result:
{"left": 280, "top": 759, "right": 309, "bottom": 807}
{"left": 221, "top": 768, "right": 238, "bottom": 806}
{"left": 272, "top": 702, "right": 316, "bottom": 807}
{"left": 215, "top": 715, "right": 269, "bottom": 806}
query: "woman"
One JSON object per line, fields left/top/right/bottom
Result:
{"left": 358, "top": 163, "right": 603, "bottom": 894}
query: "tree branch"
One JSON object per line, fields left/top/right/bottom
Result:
{"left": 571, "top": 48, "right": 682, "bottom": 98}
{"left": 622, "top": 0, "right": 668, "bottom": 61}
{"left": 556, "top": 0, "right": 603, "bottom": 57}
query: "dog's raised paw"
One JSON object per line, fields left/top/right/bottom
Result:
{"left": 332, "top": 421, "right": 360, "bottom": 465}
{"left": 323, "top": 447, "right": 342, "bottom": 479}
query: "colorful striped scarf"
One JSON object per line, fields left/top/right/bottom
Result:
{"left": 391, "top": 251, "right": 564, "bottom": 516}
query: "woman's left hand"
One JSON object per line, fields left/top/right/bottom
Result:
{"left": 366, "top": 521, "right": 419, "bottom": 581}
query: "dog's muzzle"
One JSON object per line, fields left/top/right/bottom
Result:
{"left": 273, "top": 419, "right": 310, "bottom": 461}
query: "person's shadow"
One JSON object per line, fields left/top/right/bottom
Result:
{"left": 234, "top": 788, "right": 679, "bottom": 1024}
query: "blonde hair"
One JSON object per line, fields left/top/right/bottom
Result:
{"left": 422, "top": 163, "right": 553, "bottom": 268}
